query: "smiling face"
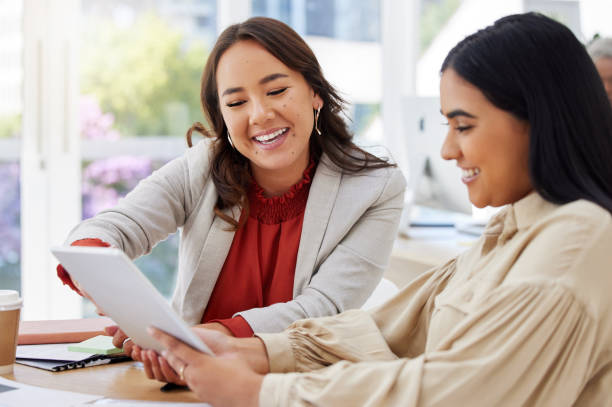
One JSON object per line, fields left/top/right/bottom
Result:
{"left": 439, "top": 68, "right": 533, "bottom": 208}
{"left": 216, "top": 40, "right": 322, "bottom": 194}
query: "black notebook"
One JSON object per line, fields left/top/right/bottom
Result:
{"left": 16, "top": 343, "right": 130, "bottom": 372}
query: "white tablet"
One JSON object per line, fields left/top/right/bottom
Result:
{"left": 51, "top": 246, "right": 213, "bottom": 356}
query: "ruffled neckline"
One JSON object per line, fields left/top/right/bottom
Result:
{"left": 248, "top": 160, "right": 316, "bottom": 224}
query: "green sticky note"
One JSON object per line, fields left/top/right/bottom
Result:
{"left": 67, "top": 334, "right": 123, "bottom": 355}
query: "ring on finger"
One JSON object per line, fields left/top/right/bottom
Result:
{"left": 179, "top": 364, "right": 187, "bottom": 381}
{"left": 122, "top": 337, "right": 133, "bottom": 348}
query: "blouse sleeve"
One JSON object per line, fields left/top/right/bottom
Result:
{"left": 258, "top": 282, "right": 596, "bottom": 406}
{"left": 257, "top": 258, "right": 457, "bottom": 373}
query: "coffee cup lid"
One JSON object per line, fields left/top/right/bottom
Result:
{"left": 0, "top": 290, "right": 22, "bottom": 309}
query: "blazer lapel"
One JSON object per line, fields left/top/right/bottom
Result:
{"left": 181, "top": 208, "right": 237, "bottom": 324}
{"left": 293, "top": 155, "right": 341, "bottom": 296}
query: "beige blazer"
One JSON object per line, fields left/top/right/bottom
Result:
{"left": 66, "top": 140, "right": 406, "bottom": 333}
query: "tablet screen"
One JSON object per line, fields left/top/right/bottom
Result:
{"left": 51, "top": 246, "right": 214, "bottom": 356}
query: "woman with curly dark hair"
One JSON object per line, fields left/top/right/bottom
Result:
{"left": 56, "top": 16, "right": 405, "bottom": 367}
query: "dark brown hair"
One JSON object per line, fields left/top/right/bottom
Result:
{"left": 187, "top": 17, "right": 395, "bottom": 229}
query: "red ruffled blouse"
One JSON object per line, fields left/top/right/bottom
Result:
{"left": 204, "top": 160, "right": 316, "bottom": 336}
{"left": 57, "top": 161, "right": 316, "bottom": 338}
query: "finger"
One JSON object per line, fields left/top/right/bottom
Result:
{"left": 148, "top": 351, "right": 166, "bottom": 382}
{"left": 123, "top": 339, "right": 134, "bottom": 356}
{"left": 148, "top": 326, "right": 202, "bottom": 362}
{"left": 141, "top": 351, "right": 155, "bottom": 380}
{"left": 104, "top": 325, "right": 119, "bottom": 336}
{"left": 158, "top": 357, "right": 182, "bottom": 383}
{"left": 131, "top": 345, "right": 143, "bottom": 362}
{"left": 113, "top": 328, "right": 129, "bottom": 349}
{"left": 162, "top": 351, "right": 187, "bottom": 383}
{"left": 157, "top": 355, "right": 182, "bottom": 384}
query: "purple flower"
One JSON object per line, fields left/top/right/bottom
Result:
{"left": 82, "top": 156, "right": 153, "bottom": 219}
{"left": 80, "top": 95, "right": 120, "bottom": 141}
{"left": 0, "top": 163, "right": 20, "bottom": 260}
{"left": 79, "top": 95, "right": 155, "bottom": 219}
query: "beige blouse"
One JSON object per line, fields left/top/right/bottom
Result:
{"left": 257, "top": 193, "right": 612, "bottom": 406}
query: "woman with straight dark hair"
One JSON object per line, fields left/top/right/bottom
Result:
{"left": 147, "top": 13, "right": 612, "bottom": 406}
{"left": 55, "top": 16, "right": 405, "bottom": 371}
{"left": 441, "top": 12, "right": 612, "bottom": 213}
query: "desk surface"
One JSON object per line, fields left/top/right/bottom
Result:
{"left": 386, "top": 227, "right": 477, "bottom": 287}
{"left": 4, "top": 361, "right": 201, "bottom": 403}
{"left": 394, "top": 227, "right": 475, "bottom": 267}
{"left": 5, "top": 228, "right": 477, "bottom": 403}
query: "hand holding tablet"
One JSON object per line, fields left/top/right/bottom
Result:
{"left": 51, "top": 246, "right": 214, "bottom": 356}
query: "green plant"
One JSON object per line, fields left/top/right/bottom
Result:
{"left": 81, "top": 13, "right": 207, "bottom": 137}
{"left": 0, "top": 114, "right": 21, "bottom": 139}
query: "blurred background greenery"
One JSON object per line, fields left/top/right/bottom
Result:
{"left": 81, "top": 13, "right": 207, "bottom": 137}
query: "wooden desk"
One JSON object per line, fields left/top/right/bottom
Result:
{"left": 3, "top": 361, "right": 201, "bottom": 402}
{"left": 4, "top": 228, "right": 476, "bottom": 403}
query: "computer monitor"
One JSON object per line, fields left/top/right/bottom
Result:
{"left": 402, "top": 96, "right": 473, "bottom": 215}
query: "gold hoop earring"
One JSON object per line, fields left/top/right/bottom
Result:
{"left": 227, "top": 133, "right": 235, "bottom": 149}
{"left": 314, "top": 106, "right": 322, "bottom": 135}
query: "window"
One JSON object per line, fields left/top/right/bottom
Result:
{"left": 0, "top": 161, "right": 21, "bottom": 292}
{"left": 253, "top": 0, "right": 380, "bottom": 41}
{"left": 78, "top": 0, "right": 217, "bottom": 316}
{"left": 0, "top": 1, "right": 22, "bottom": 293}
{"left": 251, "top": 0, "right": 382, "bottom": 145}
{"left": 306, "top": 0, "right": 336, "bottom": 37}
